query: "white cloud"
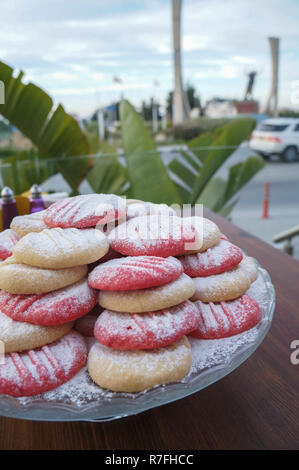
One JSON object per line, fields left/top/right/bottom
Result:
{"left": 232, "top": 56, "right": 254, "bottom": 65}
{"left": 70, "top": 64, "right": 87, "bottom": 72}
{"left": 51, "top": 72, "right": 77, "bottom": 81}
{"left": 91, "top": 72, "right": 105, "bottom": 81}
{"left": 0, "top": 0, "right": 298, "bottom": 115}
{"left": 219, "top": 65, "right": 238, "bottom": 79}
{"left": 51, "top": 82, "right": 149, "bottom": 96}
{"left": 183, "top": 35, "right": 209, "bottom": 52}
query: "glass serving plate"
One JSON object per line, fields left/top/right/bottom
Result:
{"left": 0, "top": 263, "right": 275, "bottom": 422}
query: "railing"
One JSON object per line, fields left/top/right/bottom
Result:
{"left": 273, "top": 225, "right": 299, "bottom": 256}
{"left": 0, "top": 144, "right": 244, "bottom": 194}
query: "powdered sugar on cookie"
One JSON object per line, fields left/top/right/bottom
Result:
{"left": 180, "top": 238, "right": 243, "bottom": 277}
{"left": 44, "top": 194, "right": 126, "bottom": 228}
{"left": 88, "top": 255, "right": 183, "bottom": 290}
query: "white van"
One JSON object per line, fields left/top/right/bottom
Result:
{"left": 249, "top": 118, "right": 299, "bottom": 161}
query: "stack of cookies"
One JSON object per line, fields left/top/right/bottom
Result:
{"left": 86, "top": 212, "right": 222, "bottom": 392}
{"left": 0, "top": 228, "right": 20, "bottom": 261}
{"left": 0, "top": 193, "right": 262, "bottom": 397}
{"left": 179, "top": 235, "right": 261, "bottom": 339}
{"left": 0, "top": 194, "right": 126, "bottom": 396}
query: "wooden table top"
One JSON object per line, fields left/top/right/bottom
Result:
{"left": 0, "top": 209, "right": 298, "bottom": 450}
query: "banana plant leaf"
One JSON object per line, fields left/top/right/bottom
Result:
{"left": 196, "top": 156, "right": 264, "bottom": 215}
{"left": 84, "top": 131, "right": 127, "bottom": 195}
{"left": 189, "top": 118, "right": 256, "bottom": 204}
{"left": 0, "top": 61, "right": 92, "bottom": 192}
{"left": 168, "top": 118, "right": 256, "bottom": 203}
{"left": 0, "top": 149, "right": 56, "bottom": 194}
{"left": 85, "top": 130, "right": 117, "bottom": 155}
{"left": 86, "top": 155, "right": 127, "bottom": 195}
{"left": 120, "top": 100, "right": 182, "bottom": 205}
{"left": 168, "top": 157, "right": 197, "bottom": 189}
{"left": 221, "top": 156, "right": 265, "bottom": 208}
{"left": 188, "top": 130, "right": 216, "bottom": 162}
{"left": 166, "top": 117, "right": 261, "bottom": 215}
{"left": 218, "top": 198, "right": 239, "bottom": 218}
{"left": 197, "top": 176, "right": 227, "bottom": 212}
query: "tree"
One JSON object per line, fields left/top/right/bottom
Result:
{"left": 186, "top": 83, "right": 201, "bottom": 110}
{"left": 167, "top": 84, "right": 201, "bottom": 116}
{"left": 141, "top": 98, "right": 161, "bottom": 122}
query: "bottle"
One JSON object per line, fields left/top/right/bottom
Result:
{"left": 29, "top": 184, "right": 45, "bottom": 213}
{"left": 1, "top": 186, "right": 18, "bottom": 230}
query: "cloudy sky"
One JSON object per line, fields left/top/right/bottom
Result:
{"left": 0, "top": 0, "right": 298, "bottom": 117}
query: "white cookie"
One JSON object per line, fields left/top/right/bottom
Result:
{"left": 88, "top": 336, "right": 192, "bottom": 392}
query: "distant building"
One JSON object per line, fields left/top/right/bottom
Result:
{"left": 235, "top": 100, "right": 259, "bottom": 114}
{"left": 205, "top": 98, "right": 237, "bottom": 118}
{"left": 205, "top": 97, "right": 260, "bottom": 118}
{"left": 189, "top": 107, "right": 201, "bottom": 119}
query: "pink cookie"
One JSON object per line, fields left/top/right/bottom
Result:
{"left": 87, "top": 248, "right": 123, "bottom": 273}
{"left": 0, "top": 331, "right": 87, "bottom": 397}
{"left": 0, "top": 229, "right": 20, "bottom": 260}
{"left": 0, "top": 279, "right": 97, "bottom": 326}
{"left": 74, "top": 306, "right": 102, "bottom": 337}
{"left": 109, "top": 215, "right": 220, "bottom": 257}
{"left": 190, "top": 294, "right": 262, "bottom": 339}
{"left": 94, "top": 300, "right": 199, "bottom": 350}
{"left": 44, "top": 194, "right": 127, "bottom": 228}
{"left": 180, "top": 238, "right": 243, "bottom": 277}
{"left": 108, "top": 215, "right": 199, "bottom": 257}
{"left": 88, "top": 256, "right": 183, "bottom": 291}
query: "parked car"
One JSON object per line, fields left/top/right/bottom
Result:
{"left": 249, "top": 118, "right": 299, "bottom": 161}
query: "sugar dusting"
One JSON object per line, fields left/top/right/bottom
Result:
{"left": 11, "top": 211, "right": 48, "bottom": 236}
{"left": 0, "top": 229, "right": 20, "bottom": 260}
{"left": 15, "top": 270, "right": 271, "bottom": 407}
{"left": 180, "top": 238, "right": 243, "bottom": 277}
{"left": 44, "top": 194, "right": 126, "bottom": 228}
{"left": 14, "top": 228, "right": 107, "bottom": 257}
{"left": 88, "top": 255, "right": 183, "bottom": 290}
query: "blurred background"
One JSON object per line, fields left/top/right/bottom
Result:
{"left": 0, "top": 0, "right": 299, "bottom": 257}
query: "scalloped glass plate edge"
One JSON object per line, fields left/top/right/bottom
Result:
{"left": 0, "top": 264, "right": 275, "bottom": 422}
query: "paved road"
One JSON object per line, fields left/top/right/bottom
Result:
{"left": 219, "top": 145, "right": 299, "bottom": 259}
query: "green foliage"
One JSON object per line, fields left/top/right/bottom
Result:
{"left": 0, "top": 60, "right": 92, "bottom": 192}
{"left": 166, "top": 83, "right": 201, "bottom": 116}
{"left": 187, "top": 130, "right": 216, "bottom": 162}
{"left": 167, "top": 117, "right": 232, "bottom": 142}
{"left": 84, "top": 130, "right": 116, "bottom": 155}
{"left": 0, "top": 60, "right": 264, "bottom": 217}
{"left": 167, "top": 122, "right": 205, "bottom": 141}
{"left": 86, "top": 155, "right": 127, "bottom": 195}
{"left": 119, "top": 100, "right": 182, "bottom": 205}
{"left": 141, "top": 98, "right": 160, "bottom": 121}
{"left": 279, "top": 110, "right": 299, "bottom": 118}
{"left": 170, "top": 117, "right": 264, "bottom": 214}
{"left": 1, "top": 149, "right": 56, "bottom": 194}
{"left": 189, "top": 118, "right": 257, "bottom": 203}
{"left": 120, "top": 101, "right": 264, "bottom": 216}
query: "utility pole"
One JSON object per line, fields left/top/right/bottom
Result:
{"left": 172, "top": 0, "right": 190, "bottom": 124}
